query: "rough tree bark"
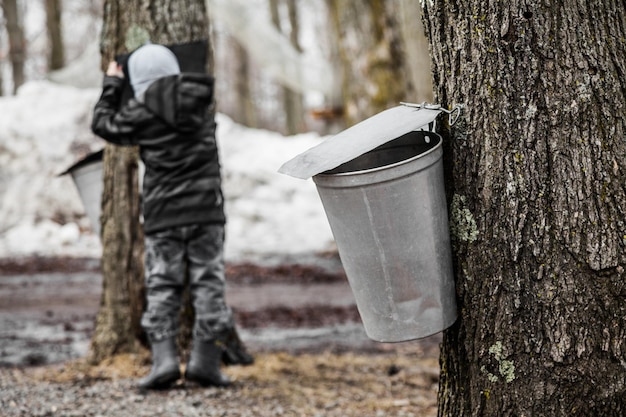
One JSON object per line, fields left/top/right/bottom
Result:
{"left": 89, "top": 0, "right": 211, "bottom": 363}
{"left": 421, "top": 0, "right": 626, "bottom": 415}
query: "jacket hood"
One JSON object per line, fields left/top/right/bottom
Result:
{"left": 143, "top": 73, "right": 214, "bottom": 132}
{"left": 128, "top": 44, "right": 181, "bottom": 97}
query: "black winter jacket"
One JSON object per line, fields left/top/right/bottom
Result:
{"left": 91, "top": 74, "right": 226, "bottom": 233}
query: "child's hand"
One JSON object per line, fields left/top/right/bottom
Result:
{"left": 106, "top": 61, "right": 124, "bottom": 78}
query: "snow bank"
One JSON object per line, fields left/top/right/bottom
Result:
{"left": 0, "top": 81, "right": 335, "bottom": 261}
{"left": 0, "top": 81, "right": 103, "bottom": 257}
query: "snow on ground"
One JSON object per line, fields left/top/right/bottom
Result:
{"left": 0, "top": 80, "right": 335, "bottom": 262}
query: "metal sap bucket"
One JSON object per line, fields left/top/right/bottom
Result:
{"left": 61, "top": 150, "right": 104, "bottom": 237}
{"left": 312, "top": 130, "right": 456, "bottom": 342}
{"left": 62, "top": 150, "right": 145, "bottom": 239}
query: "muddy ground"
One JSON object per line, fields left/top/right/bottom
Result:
{"left": 0, "top": 255, "right": 441, "bottom": 416}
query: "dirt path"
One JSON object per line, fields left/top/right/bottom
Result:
{"left": 0, "top": 256, "right": 441, "bottom": 366}
{"left": 0, "top": 256, "right": 441, "bottom": 416}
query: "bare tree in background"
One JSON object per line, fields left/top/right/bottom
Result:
{"left": 325, "top": 0, "right": 412, "bottom": 125}
{"left": 45, "top": 0, "right": 64, "bottom": 70}
{"left": 231, "top": 37, "right": 258, "bottom": 128}
{"left": 270, "top": 0, "right": 305, "bottom": 134}
{"left": 0, "top": 17, "right": 4, "bottom": 96}
{"left": 421, "top": 0, "right": 626, "bottom": 415}
{"left": 1, "top": 0, "right": 26, "bottom": 94}
{"left": 397, "top": 0, "right": 432, "bottom": 102}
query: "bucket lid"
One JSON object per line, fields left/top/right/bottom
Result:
{"left": 278, "top": 105, "right": 443, "bottom": 179}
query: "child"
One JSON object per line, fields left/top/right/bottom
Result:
{"left": 92, "top": 43, "right": 233, "bottom": 390}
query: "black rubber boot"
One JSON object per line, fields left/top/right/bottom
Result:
{"left": 222, "top": 327, "right": 255, "bottom": 366}
{"left": 137, "top": 338, "right": 181, "bottom": 390}
{"left": 185, "top": 338, "right": 231, "bottom": 387}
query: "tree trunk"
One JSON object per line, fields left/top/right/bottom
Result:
{"left": 325, "top": 0, "right": 413, "bottom": 125}
{"left": 269, "top": 0, "right": 305, "bottom": 135}
{"left": 231, "top": 38, "right": 258, "bottom": 128}
{"left": 89, "top": 0, "right": 210, "bottom": 364}
{"left": 421, "top": 1, "right": 626, "bottom": 415}
{"left": 269, "top": 0, "right": 304, "bottom": 135}
{"left": 0, "top": 26, "right": 4, "bottom": 96}
{"left": 283, "top": 0, "right": 305, "bottom": 134}
{"left": 2, "top": 0, "right": 26, "bottom": 94}
{"left": 45, "top": 0, "right": 65, "bottom": 70}
{"left": 91, "top": 145, "right": 144, "bottom": 363}
{"left": 397, "top": 0, "right": 433, "bottom": 102}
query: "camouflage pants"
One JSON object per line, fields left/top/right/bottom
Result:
{"left": 141, "top": 223, "right": 234, "bottom": 342}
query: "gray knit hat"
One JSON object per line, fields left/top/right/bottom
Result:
{"left": 128, "top": 44, "right": 180, "bottom": 98}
